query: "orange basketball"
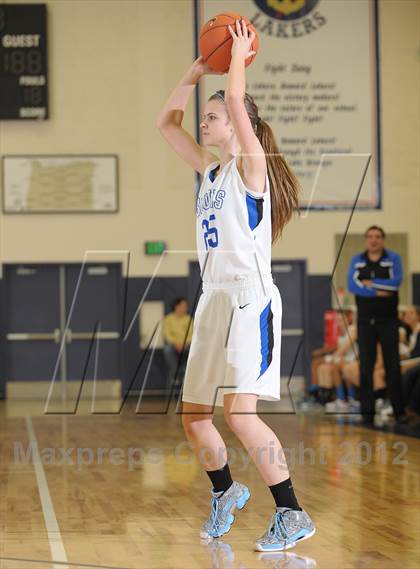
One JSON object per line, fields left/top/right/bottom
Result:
{"left": 199, "top": 12, "right": 259, "bottom": 73}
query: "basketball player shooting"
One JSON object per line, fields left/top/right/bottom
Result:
{"left": 156, "top": 16, "right": 315, "bottom": 552}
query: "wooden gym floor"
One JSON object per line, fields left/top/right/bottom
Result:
{"left": 0, "top": 398, "right": 419, "bottom": 569}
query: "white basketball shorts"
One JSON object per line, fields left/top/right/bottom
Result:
{"left": 181, "top": 274, "right": 282, "bottom": 407}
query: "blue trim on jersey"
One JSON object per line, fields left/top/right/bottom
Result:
{"left": 258, "top": 300, "right": 274, "bottom": 378}
{"left": 246, "top": 194, "right": 264, "bottom": 231}
{"left": 209, "top": 165, "right": 219, "bottom": 183}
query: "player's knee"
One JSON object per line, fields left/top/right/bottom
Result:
{"left": 181, "top": 414, "right": 212, "bottom": 438}
{"left": 224, "top": 412, "right": 249, "bottom": 435}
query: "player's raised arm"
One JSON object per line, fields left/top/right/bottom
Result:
{"left": 224, "top": 19, "right": 266, "bottom": 179}
{"left": 156, "top": 57, "right": 221, "bottom": 175}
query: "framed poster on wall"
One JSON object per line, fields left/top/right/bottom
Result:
{"left": 2, "top": 154, "right": 118, "bottom": 213}
{"left": 194, "top": 0, "right": 381, "bottom": 210}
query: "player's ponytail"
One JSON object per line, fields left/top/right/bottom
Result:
{"left": 209, "top": 90, "right": 301, "bottom": 244}
{"left": 255, "top": 115, "right": 301, "bottom": 244}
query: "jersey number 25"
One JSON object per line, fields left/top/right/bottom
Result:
{"left": 202, "top": 214, "right": 219, "bottom": 250}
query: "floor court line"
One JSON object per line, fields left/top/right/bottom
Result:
{"left": 25, "top": 416, "right": 69, "bottom": 569}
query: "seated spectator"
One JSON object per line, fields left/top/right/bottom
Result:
{"left": 400, "top": 305, "right": 420, "bottom": 372}
{"left": 398, "top": 308, "right": 413, "bottom": 346}
{"left": 316, "top": 312, "right": 359, "bottom": 412}
{"left": 343, "top": 344, "right": 386, "bottom": 412}
{"left": 163, "top": 297, "right": 193, "bottom": 386}
{"left": 399, "top": 306, "right": 420, "bottom": 425}
{"left": 310, "top": 343, "right": 336, "bottom": 404}
{"left": 309, "top": 309, "right": 354, "bottom": 405}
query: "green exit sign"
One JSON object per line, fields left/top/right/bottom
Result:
{"left": 144, "top": 241, "right": 166, "bottom": 255}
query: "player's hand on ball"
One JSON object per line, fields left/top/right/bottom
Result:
{"left": 228, "top": 19, "right": 256, "bottom": 60}
{"left": 191, "top": 56, "right": 225, "bottom": 77}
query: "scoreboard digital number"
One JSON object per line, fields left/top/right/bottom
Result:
{"left": 0, "top": 4, "right": 48, "bottom": 120}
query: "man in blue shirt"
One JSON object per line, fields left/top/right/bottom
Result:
{"left": 347, "top": 226, "right": 407, "bottom": 425}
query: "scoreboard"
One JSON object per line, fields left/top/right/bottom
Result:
{"left": 0, "top": 4, "right": 48, "bottom": 120}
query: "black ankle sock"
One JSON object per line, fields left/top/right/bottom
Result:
{"left": 269, "top": 478, "right": 301, "bottom": 510}
{"left": 206, "top": 463, "right": 233, "bottom": 494}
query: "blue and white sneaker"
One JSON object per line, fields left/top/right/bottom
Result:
{"left": 200, "top": 481, "right": 250, "bottom": 539}
{"left": 255, "top": 507, "right": 315, "bottom": 552}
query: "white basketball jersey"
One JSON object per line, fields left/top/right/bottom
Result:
{"left": 195, "top": 157, "right": 272, "bottom": 283}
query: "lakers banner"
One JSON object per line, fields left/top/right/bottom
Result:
{"left": 195, "top": 0, "right": 381, "bottom": 210}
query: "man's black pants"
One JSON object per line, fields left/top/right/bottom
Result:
{"left": 357, "top": 318, "right": 405, "bottom": 421}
